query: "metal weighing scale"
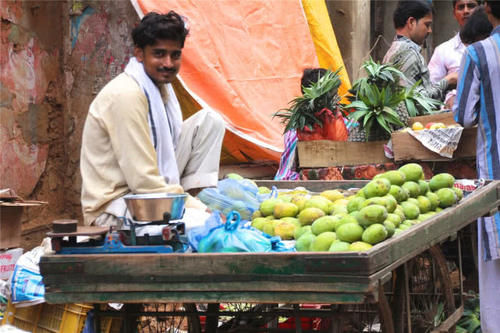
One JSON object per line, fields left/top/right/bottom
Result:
{"left": 48, "top": 213, "right": 188, "bottom": 254}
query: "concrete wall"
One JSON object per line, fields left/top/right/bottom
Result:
{"left": 0, "top": 0, "right": 137, "bottom": 249}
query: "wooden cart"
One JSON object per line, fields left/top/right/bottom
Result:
{"left": 40, "top": 180, "right": 500, "bottom": 333}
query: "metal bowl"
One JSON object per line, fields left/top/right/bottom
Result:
{"left": 123, "top": 193, "right": 187, "bottom": 221}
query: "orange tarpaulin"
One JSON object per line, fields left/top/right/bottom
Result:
{"left": 130, "top": 0, "right": 349, "bottom": 162}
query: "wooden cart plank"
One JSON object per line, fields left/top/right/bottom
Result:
{"left": 43, "top": 290, "right": 375, "bottom": 305}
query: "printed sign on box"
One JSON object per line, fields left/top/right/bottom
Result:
{"left": 0, "top": 248, "right": 23, "bottom": 280}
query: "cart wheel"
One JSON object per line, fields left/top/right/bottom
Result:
{"left": 136, "top": 303, "right": 201, "bottom": 333}
{"left": 315, "top": 286, "right": 394, "bottom": 333}
{"left": 392, "top": 245, "right": 456, "bottom": 333}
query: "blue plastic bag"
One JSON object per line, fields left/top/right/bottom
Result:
{"left": 195, "top": 212, "right": 292, "bottom": 253}
{"left": 187, "top": 211, "right": 225, "bottom": 251}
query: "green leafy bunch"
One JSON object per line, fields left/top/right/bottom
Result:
{"left": 404, "top": 81, "right": 443, "bottom": 117}
{"left": 273, "top": 68, "right": 343, "bottom": 134}
{"left": 456, "top": 291, "right": 481, "bottom": 333}
{"left": 348, "top": 58, "right": 404, "bottom": 101}
{"left": 346, "top": 84, "right": 405, "bottom": 138}
{"left": 346, "top": 58, "right": 443, "bottom": 140}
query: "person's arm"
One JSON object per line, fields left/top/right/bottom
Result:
{"left": 453, "top": 49, "right": 480, "bottom": 128}
{"left": 428, "top": 46, "right": 447, "bottom": 83}
{"left": 102, "top": 87, "right": 184, "bottom": 194}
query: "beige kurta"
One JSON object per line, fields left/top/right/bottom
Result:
{"left": 80, "top": 73, "right": 185, "bottom": 225}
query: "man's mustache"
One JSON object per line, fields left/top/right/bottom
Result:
{"left": 158, "top": 67, "right": 177, "bottom": 73}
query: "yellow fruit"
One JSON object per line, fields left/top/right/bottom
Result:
{"left": 426, "top": 191, "right": 440, "bottom": 211}
{"left": 320, "top": 190, "right": 344, "bottom": 202}
{"left": 386, "top": 213, "right": 402, "bottom": 228}
{"left": 399, "top": 163, "right": 424, "bottom": 182}
{"left": 310, "top": 232, "right": 337, "bottom": 251}
{"left": 347, "top": 196, "right": 365, "bottom": 213}
{"left": 393, "top": 206, "right": 406, "bottom": 222}
{"left": 416, "top": 195, "right": 432, "bottom": 214}
{"left": 304, "top": 196, "right": 331, "bottom": 214}
{"left": 436, "top": 188, "right": 458, "bottom": 208}
{"left": 311, "top": 216, "right": 337, "bottom": 235}
{"left": 333, "top": 214, "right": 358, "bottom": 231}
{"left": 294, "top": 225, "right": 312, "bottom": 240}
{"left": 412, "top": 122, "right": 424, "bottom": 131}
{"left": 401, "top": 201, "right": 420, "bottom": 219}
{"left": 226, "top": 173, "right": 244, "bottom": 180}
{"left": 429, "top": 173, "right": 456, "bottom": 191}
{"left": 389, "top": 185, "right": 409, "bottom": 203}
{"left": 361, "top": 196, "right": 387, "bottom": 208}
{"left": 329, "top": 241, "right": 351, "bottom": 252}
{"left": 291, "top": 195, "right": 308, "bottom": 211}
{"left": 259, "top": 198, "right": 282, "bottom": 217}
{"left": 330, "top": 203, "right": 348, "bottom": 215}
{"left": 377, "top": 170, "right": 406, "bottom": 186}
{"left": 295, "top": 233, "right": 316, "bottom": 251}
{"left": 273, "top": 202, "right": 299, "bottom": 218}
{"left": 362, "top": 224, "right": 388, "bottom": 245}
{"left": 274, "top": 221, "right": 297, "bottom": 240}
{"left": 382, "top": 194, "right": 398, "bottom": 213}
{"left": 383, "top": 220, "right": 396, "bottom": 237}
{"left": 258, "top": 186, "right": 271, "bottom": 194}
{"left": 453, "top": 187, "right": 464, "bottom": 201}
{"left": 252, "top": 210, "right": 262, "bottom": 219}
{"left": 402, "top": 181, "right": 421, "bottom": 198}
{"left": 357, "top": 205, "right": 388, "bottom": 227}
{"left": 418, "top": 180, "right": 430, "bottom": 195}
{"left": 251, "top": 217, "right": 268, "bottom": 231}
{"left": 298, "top": 207, "right": 325, "bottom": 226}
{"left": 363, "top": 179, "right": 391, "bottom": 198}
{"left": 336, "top": 222, "right": 364, "bottom": 243}
{"left": 349, "top": 241, "right": 373, "bottom": 252}
{"left": 262, "top": 223, "right": 275, "bottom": 236}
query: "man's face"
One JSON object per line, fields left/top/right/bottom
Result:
{"left": 409, "top": 13, "right": 433, "bottom": 45}
{"left": 454, "top": 0, "right": 478, "bottom": 27}
{"left": 135, "top": 39, "right": 183, "bottom": 85}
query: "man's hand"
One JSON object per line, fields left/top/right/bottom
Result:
{"left": 445, "top": 72, "right": 459, "bottom": 88}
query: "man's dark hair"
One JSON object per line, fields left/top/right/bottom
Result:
{"left": 452, "top": 0, "right": 481, "bottom": 8}
{"left": 393, "top": 0, "right": 433, "bottom": 29}
{"left": 132, "top": 11, "right": 189, "bottom": 48}
{"left": 460, "top": 6, "right": 493, "bottom": 44}
{"left": 486, "top": 0, "right": 500, "bottom": 18}
{"left": 301, "top": 68, "right": 327, "bottom": 93}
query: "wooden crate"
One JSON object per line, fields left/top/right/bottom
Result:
{"left": 297, "top": 140, "right": 390, "bottom": 168}
{"left": 391, "top": 127, "right": 477, "bottom": 162}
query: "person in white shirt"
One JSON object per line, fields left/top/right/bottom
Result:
{"left": 428, "top": 0, "right": 479, "bottom": 108}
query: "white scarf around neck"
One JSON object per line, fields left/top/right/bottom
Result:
{"left": 124, "top": 57, "right": 183, "bottom": 185}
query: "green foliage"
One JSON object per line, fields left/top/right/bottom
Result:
{"left": 346, "top": 58, "right": 443, "bottom": 139}
{"left": 349, "top": 58, "right": 404, "bottom": 100}
{"left": 456, "top": 291, "right": 481, "bottom": 333}
{"left": 346, "top": 82, "right": 405, "bottom": 139}
{"left": 404, "top": 81, "right": 443, "bottom": 117}
{"left": 273, "top": 69, "right": 343, "bottom": 133}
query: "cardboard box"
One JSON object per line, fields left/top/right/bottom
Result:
{"left": 409, "top": 112, "right": 457, "bottom": 126}
{"left": 0, "top": 248, "right": 23, "bottom": 280}
{"left": 0, "top": 189, "right": 46, "bottom": 250}
{"left": 392, "top": 113, "right": 477, "bottom": 161}
{"left": 297, "top": 140, "right": 391, "bottom": 168}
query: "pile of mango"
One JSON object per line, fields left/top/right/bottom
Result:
{"left": 251, "top": 163, "right": 463, "bottom": 252}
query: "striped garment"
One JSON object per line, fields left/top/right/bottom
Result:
{"left": 453, "top": 26, "right": 500, "bottom": 333}
{"left": 454, "top": 25, "right": 500, "bottom": 261}
{"left": 383, "top": 35, "right": 449, "bottom": 102}
{"left": 274, "top": 129, "right": 300, "bottom": 180}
